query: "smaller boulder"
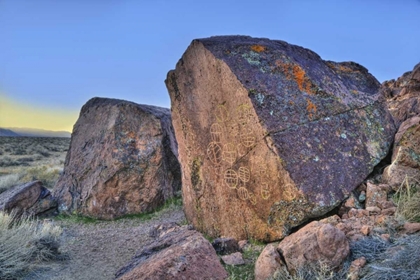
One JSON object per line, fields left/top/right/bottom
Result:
{"left": 277, "top": 221, "right": 349, "bottom": 273}
{"left": 221, "top": 252, "right": 245, "bottom": 266}
{"left": 383, "top": 116, "right": 420, "bottom": 188}
{"left": 115, "top": 224, "right": 228, "bottom": 280}
{"left": 0, "top": 181, "right": 57, "bottom": 217}
{"left": 254, "top": 244, "right": 284, "bottom": 280}
{"left": 212, "top": 237, "right": 240, "bottom": 255}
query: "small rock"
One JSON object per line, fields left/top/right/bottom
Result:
{"left": 212, "top": 237, "right": 240, "bottom": 255}
{"left": 366, "top": 182, "right": 389, "bottom": 208}
{"left": 358, "top": 191, "right": 366, "bottom": 202}
{"left": 238, "top": 240, "right": 248, "bottom": 250}
{"left": 221, "top": 252, "right": 245, "bottom": 266}
{"left": 381, "top": 207, "right": 396, "bottom": 216}
{"left": 378, "top": 200, "right": 396, "bottom": 210}
{"left": 366, "top": 206, "right": 381, "bottom": 214}
{"left": 360, "top": 225, "right": 371, "bottom": 236}
{"left": 403, "top": 222, "right": 420, "bottom": 234}
{"left": 349, "top": 257, "right": 366, "bottom": 280}
{"left": 380, "top": 234, "right": 391, "bottom": 242}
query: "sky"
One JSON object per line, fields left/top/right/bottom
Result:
{"left": 0, "top": 0, "right": 419, "bottom": 132}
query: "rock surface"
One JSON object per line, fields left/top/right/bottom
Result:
{"left": 212, "top": 237, "right": 240, "bottom": 255}
{"left": 114, "top": 224, "right": 228, "bottom": 280}
{"left": 165, "top": 35, "right": 396, "bottom": 241}
{"left": 383, "top": 116, "right": 420, "bottom": 188}
{"left": 221, "top": 252, "right": 245, "bottom": 266}
{"left": 53, "top": 97, "right": 181, "bottom": 219}
{"left": 382, "top": 62, "right": 420, "bottom": 127}
{"left": 254, "top": 244, "right": 283, "bottom": 280}
{"left": 0, "top": 180, "right": 57, "bottom": 217}
{"left": 277, "top": 221, "right": 349, "bottom": 273}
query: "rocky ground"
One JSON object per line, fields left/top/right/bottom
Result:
{"left": 24, "top": 203, "right": 186, "bottom": 280}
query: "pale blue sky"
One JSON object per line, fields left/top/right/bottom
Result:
{"left": 1, "top": 0, "right": 419, "bottom": 113}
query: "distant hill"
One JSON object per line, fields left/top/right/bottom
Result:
{"left": 1, "top": 127, "right": 71, "bottom": 138}
{"left": 0, "top": 128, "right": 21, "bottom": 137}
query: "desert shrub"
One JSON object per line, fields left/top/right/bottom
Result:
{"left": 21, "top": 166, "right": 62, "bottom": 189}
{"left": 0, "top": 173, "right": 23, "bottom": 194}
{"left": 359, "top": 235, "right": 420, "bottom": 280}
{"left": 351, "top": 235, "right": 390, "bottom": 262}
{"left": 0, "top": 156, "right": 20, "bottom": 167}
{"left": 394, "top": 177, "right": 420, "bottom": 223}
{"left": 0, "top": 212, "right": 63, "bottom": 280}
{"left": 272, "top": 260, "right": 351, "bottom": 280}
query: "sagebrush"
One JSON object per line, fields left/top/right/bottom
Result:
{"left": 0, "top": 212, "right": 63, "bottom": 280}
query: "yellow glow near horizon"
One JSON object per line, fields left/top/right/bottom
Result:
{"left": 0, "top": 94, "right": 78, "bottom": 132}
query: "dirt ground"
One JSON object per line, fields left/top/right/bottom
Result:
{"left": 24, "top": 205, "right": 186, "bottom": 280}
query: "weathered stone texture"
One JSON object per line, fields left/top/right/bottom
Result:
{"left": 0, "top": 180, "right": 57, "bottom": 217}
{"left": 383, "top": 116, "right": 420, "bottom": 188}
{"left": 115, "top": 224, "right": 228, "bottom": 280}
{"left": 277, "top": 221, "right": 349, "bottom": 273}
{"left": 53, "top": 97, "right": 181, "bottom": 219}
{"left": 166, "top": 36, "right": 395, "bottom": 241}
{"left": 382, "top": 62, "right": 420, "bottom": 127}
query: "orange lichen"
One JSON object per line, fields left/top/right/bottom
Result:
{"left": 306, "top": 98, "right": 317, "bottom": 120}
{"left": 274, "top": 60, "right": 315, "bottom": 94}
{"left": 251, "top": 45, "right": 266, "bottom": 53}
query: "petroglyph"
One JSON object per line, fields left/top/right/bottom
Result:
{"left": 210, "top": 123, "right": 223, "bottom": 143}
{"left": 237, "top": 187, "right": 249, "bottom": 200}
{"left": 261, "top": 183, "right": 271, "bottom": 200}
{"left": 224, "top": 169, "right": 239, "bottom": 189}
{"left": 216, "top": 105, "right": 229, "bottom": 123}
{"left": 222, "top": 143, "right": 237, "bottom": 165}
{"left": 238, "top": 167, "right": 251, "bottom": 182}
{"left": 207, "top": 142, "right": 223, "bottom": 165}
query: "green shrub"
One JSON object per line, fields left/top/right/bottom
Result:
{"left": 0, "top": 212, "right": 63, "bottom": 279}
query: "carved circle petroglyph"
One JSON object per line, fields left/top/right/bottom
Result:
{"left": 237, "top": 187, "right": 249, "bottom": 200}
{"left": 237, "top": 104, "right": 253, "bottom": 125}
{"left": 224, "top": 169, "right": 238, "bottom": 189}
{"left": 283, "top": 184, "right": 297, "bottom": 200}
{"left": 210, "top": 123, "right": 223, "bottom": 143}
{"left": 238, "top": 167, "right": 251, "bottom": 182}
{"left": 240, "top": 128, "right": 256, "bottom": 148}
{"left": 207, "top": 142, "right": 222, "bottom": 165}
{"left": 248, "top": 192, "right": 257, "bottom": 205}
{"left": 216, "top": 105, "right": 229, "bottom": 123}
{"left": 261, "top": 183, "right": 271, "bottom": 199}
{"left": 222, "top": 143, "right": 237, "bottom": 165}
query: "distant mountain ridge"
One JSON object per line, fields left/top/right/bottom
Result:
{"left": 0, "top": 128, "right": 21, "bottom": 137}
{"left": 0, "top": 127, "right": 71, "bottom": 138}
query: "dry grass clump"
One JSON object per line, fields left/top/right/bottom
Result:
{"left": 0, "top": 166, "right": 62, "bottom": 194}
{"left": 394, "top": 177, "right": 420, "bottom": 223}
{"left": 0, "top": 212, "right": 63, "bottom": 280}
{"left": 0, "top": 137, "right": 69, "bottom": 193}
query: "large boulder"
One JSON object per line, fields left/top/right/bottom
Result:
{"left": 114, "top": 224, "right": 228, "bottom": 280}
{"left": 53, "top": 97, "right": 181, "bottom": 219}
{"left": 383, "top": 116, "right": 420, "bottom": 188}
{"left": 0, "top": 180, "right": 57, "bottom": 217}
{"left": 382, "top": 62, "right": 420, "bottom": 127}
{"left": 165, "top": 36, "right": 396, "bottom": 241}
